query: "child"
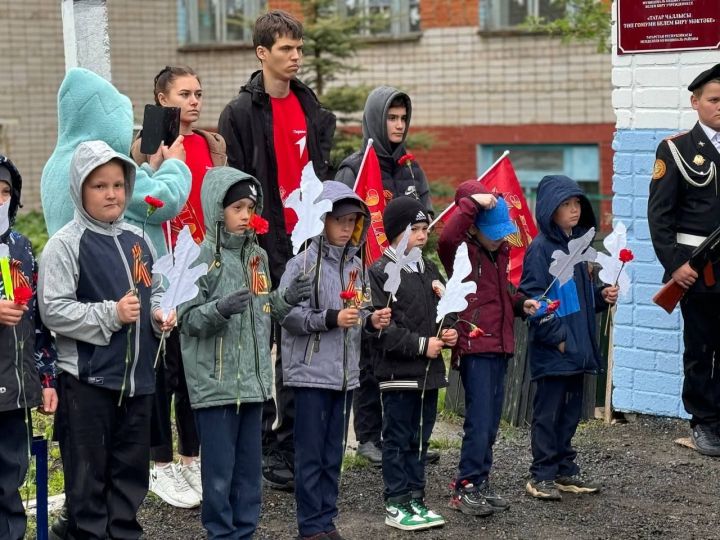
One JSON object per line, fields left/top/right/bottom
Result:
{"left": 179, "top": 167, "right": 311, "bottom": 539}
{"left": 438, "top": 181, "right": 538, "bottom": 516}
{"left": 38, "top": 141, "right": 174, "bottom": 539}
{"left": 367, "top": 196, "right": 457, "bottom": 531}
{"left": 0, "top": 156, "right": 57, "bottom": 540}
{"left": 279, "top": 181, "right": 391, "bottom": 540}
{"left": 519, "top": 174, "right": 618, "bottom": 501}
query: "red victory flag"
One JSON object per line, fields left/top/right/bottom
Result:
{"left": 353, "top": 139, "right": 388, "bottom": 264}
{"left": 429, "top": 152, "right": 537, "bottom": 287}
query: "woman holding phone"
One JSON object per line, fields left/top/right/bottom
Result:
{"left": 132, "top": 65, "right": 226, "bottom": 509}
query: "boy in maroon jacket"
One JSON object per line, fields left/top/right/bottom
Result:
{"left": 438, "top": 180, "right": 538, "bottom": 517}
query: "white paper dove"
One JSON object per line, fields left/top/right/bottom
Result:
{"left": 383, "top": 225, "right": 422, "bottom": 301}
{"left": 0, "top": 200, "right": 9, "bottom": 237}
{"left": 597, "top": 221, "right": 631, "bottom": 296}
{"left": 285, "top": 162, "right": 333, "bottom": 255}
{"left": 549, "top": 228, "right": 597, "bottom": 288}
{"left": 436, "top": 242, "right": 476, "bottom": 322}
{"left": 152, "top": 226, "right": 208, "bottom": 319}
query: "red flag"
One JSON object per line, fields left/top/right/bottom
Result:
{"left": 429, "top": 153, "right": 537, "bottom": 287}
{"left": 353, "top": 141, "right": 388, "bottom": 264}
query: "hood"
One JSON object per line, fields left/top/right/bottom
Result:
{"left": 362, "top": 86, "right": 412, "bottom": 160}
{"left": 454, "top": 179, "right": 490, "bottom": 204}
{"left": 0, "top": 155, "right": 23, "bottom": 225}
{"left": 320, "top": 180, "right": 369, "bottom": 247}
{"left": 535, "top": 175, "right": 596, "bottom": 242}
{"left": 201, "top": 166, "right": 264, "bottom": 243}
{"left": 69, "top": 140, "right": 137, "bottom": 228}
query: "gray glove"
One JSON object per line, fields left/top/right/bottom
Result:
{"left": 216, "top": 288, "right": 251, "bottom": 317}
{"left": 284, "top": 274, "right": 313, "bottom": 305}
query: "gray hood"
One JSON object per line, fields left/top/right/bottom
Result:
{"left": 69, "top": 140, "right": 137, "bottom": 232}
{"left": 320, "top": 180, "right": 370, "bottom": 248}
{"left": 361, "top": 86, "right": 412, "bottom": 160}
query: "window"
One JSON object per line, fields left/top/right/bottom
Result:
{"left": 481, "top": 0, "right": 565, "bottom": 30}
{"left": 337, "top": 0, "right": 420, "bottom": 36}
{"left": 477, "top": 144, "right": 603, "bottom": 224}
{"left": 181, "top": 0, "right": 267, "bottom": 45}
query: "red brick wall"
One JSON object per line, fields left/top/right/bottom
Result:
{"left": 420, "top": 0, "right": 479, "bottom": 28}
{"left": 268, "top": 0, "right": 303, "bottom": 17}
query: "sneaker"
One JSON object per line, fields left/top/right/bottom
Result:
{"left": 385, "top": 501, "right": 430, "bottom": 531}
{"left": 526, "top": 479, "right": 562, "bottom": 501}
{"left": 325, "top": 529, "right": 344, "bottom": 540}
{"left": 448, "top": 480, "right": 494, "bottom": 517}
{"left": 262, "top": 449, "right": 294, "bottom": 491}
{"left": 150, "top": 463, "right": 201, "bottom": 508}
{"left": 179, "top": 459, "right": 202, "bottom": 500}
{"left": 424, "top": 449, "right": 440, "bottom": 465}
{"left": 478, "top": 480, "right": 510, "bottom": 511}
{"left": 691, "top": 424, "right": 720, "bottom": 457}
{"left": 555, "top": 473, "right": 601, "bottom": 494}
{"left": 410, "top": 497, "right": 445, "bottom": 528}
{"left": 356, "top": 441, "right": 382, "bottom": 466}
{"left": 48, "top": 504, "right": 69, "bottom": 540}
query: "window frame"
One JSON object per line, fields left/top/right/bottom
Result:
{"left": 182, "top": 0, "right": 266, "bottom": 46}
{"left": 480, "top": 0, "right": 567, "bottom": 31}
{"left": 336, "top": 0, "right": 420, "bottom": 37}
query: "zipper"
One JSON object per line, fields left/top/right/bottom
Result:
{"left": 340, "top": 249, "right": 348, "bottom": 391}
{"left": 241, "top": 242, "right": 267, "bottom": 402}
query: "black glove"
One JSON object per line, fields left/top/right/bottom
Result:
{"left": 284, "top": 274, "right": 313, "bottom": 305}
{"left": 216, "top": 288, "right": 251, "bottom": 317}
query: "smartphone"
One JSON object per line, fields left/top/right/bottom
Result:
{"left": 139, "top": 105, "right": 180, "bottom": 155}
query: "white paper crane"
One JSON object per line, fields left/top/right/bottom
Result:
{"left": 548, "top": 227, "right": 597, "bottom": 288}
{"left": 383, "top": 225, "right": 422, "bottom": 301}
{"left": 597, "top": 221, "right": 631, "bottom": 296}
{"left": 285, "top": 162, "right": 333, "bottom": 255}
{"left": 436, "top": 242, "right": 476, "bottom": 322}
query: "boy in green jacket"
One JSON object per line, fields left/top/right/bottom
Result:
{"left": 179, "top": 167, "right": 311, "bottom": 539}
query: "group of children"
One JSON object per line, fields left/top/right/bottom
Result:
{"left": 0, "top": 123, "right": 618, "bottom": 538}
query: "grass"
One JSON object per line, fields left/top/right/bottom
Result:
{"left": 428, "top": 437, "right": 462, "bottom": 450}
{"left": 342, "top": 452, "right": 372, "bottom": 471}
{"left": 14, "top": 210, "right": 49, "bottom": 256}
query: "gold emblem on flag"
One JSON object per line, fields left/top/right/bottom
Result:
{"left": 693, "top": 154, "right": 705, "bottom": 166}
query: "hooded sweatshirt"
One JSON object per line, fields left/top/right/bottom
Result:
{"left": 41, "top": 68, "right": 191, "bottom": 256}
{"left": 279, "top": 181, "right": 371, "bottom": 391}
{"left": 518, "top": 175, "right": 607, "bottom": 380}
{"left": 0, "top": 155, "right": 56, "bottom": 413}
{"left": 335, "top": 86, "right": 433, "bottom": 216}
{"left": 179, "top": 167, "right": 291, "bottom": 409}
{"left": 38, "top": 141, "right": 163, "bottom": 396}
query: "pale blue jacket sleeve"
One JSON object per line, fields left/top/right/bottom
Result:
{"left": 125, "top": 159, "right": 191, "bottom": 224}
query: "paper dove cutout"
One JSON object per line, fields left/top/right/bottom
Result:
{"left": 383, "top": 225, "right": 422, "bottom": 300}
{"left": 285, "top": 162, "right": 333, "bottom": 255}
{"left": 0, "top": 200, "right": 8, "bottom": 237}
{"left": 549, "top": 228, "right": 597, "bottom": 287}
{"left": 597, "top": 221, "right": 631, "bottom": 296}
{"left": 436, "top": 242, "right": 476, "bottom": 322}
{"left": 152, "top": 226, "right": 208, "bottom": 319}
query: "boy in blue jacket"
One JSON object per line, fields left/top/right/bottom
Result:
{"left": 519, "top": 175, "right": 617, "bottom": 501}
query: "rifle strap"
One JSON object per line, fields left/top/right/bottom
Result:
{"left": 704, "top": 261, "right": 715, "bottom": 287}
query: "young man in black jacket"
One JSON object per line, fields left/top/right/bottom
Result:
{"left": 218, "top": 9, "right": 336, "bottom": 490}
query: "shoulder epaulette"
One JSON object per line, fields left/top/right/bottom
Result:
{"left": 664, "top": 130, "right": 688, "bottom": 141}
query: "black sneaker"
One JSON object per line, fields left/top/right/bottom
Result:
{"left": 424, "top": 449, "right": 440, "bottom": 465}
{"left": 262, "top": 449, "right": 294, "bottom": 491}
{"left": 478, "top": 480, "right": 510, "bottom": 511}
{"left": 48, "top": 504, "right": 69, "bottom": 540}
{"left": 691, "top": 424, "right": 720, "bottom": 457}
{"left": 555, "top": 473, "right": 601, "bottom": 494}
{"left": 448, "top": 480, "right": 494, "bottom": 517}
{"left": 526, "top": 479, "right": 562, "bottom": 501}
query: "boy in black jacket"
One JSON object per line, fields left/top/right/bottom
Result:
{"left": 368, "top": 197, "right": 457, "bottom": 531}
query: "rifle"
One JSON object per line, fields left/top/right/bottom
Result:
{"left": 653, "top": 225, "right": 720, "bottom": 314}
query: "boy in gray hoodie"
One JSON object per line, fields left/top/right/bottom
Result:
{"left": 279, "top": 181, "right": 391, "bottom": 540}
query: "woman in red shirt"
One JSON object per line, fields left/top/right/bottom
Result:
{"left": 132, "top": 65, "right": 226, "bottom": 510}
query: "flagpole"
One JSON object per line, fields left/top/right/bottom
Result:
{"left": 352, "top": 138, "right": 374, "bottom": 193}
{"left": 428, "top": 149, "right": 510, "bottom": 231}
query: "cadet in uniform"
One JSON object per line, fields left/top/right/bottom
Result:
{"left": 648, "top": 63, "right": 720, "bottom": 456}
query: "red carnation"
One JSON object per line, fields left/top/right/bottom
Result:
{"left": 340, "top": 290, "right": 355, "bottom": 301}
{"left": 619, "top": 248, "right": 634, "bottom": 263}
{"left": 546, "top": 300, "right": 561, "bottom": 313}
{"left": 469, "top": 325, "right": 485, "bottom": 338}
{"left": 13, "top": 285, "right": 32, "bottom": 306}
{"left": 249, "top": 214, "right": 269, "bottom": 235}
{"left": 144, "top": 196, "right": 165, "bottom": 209}
{"left": 398, "top": 153, "right": 415, "bottom": 167}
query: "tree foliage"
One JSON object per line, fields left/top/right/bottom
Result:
{"left": 522, "top": 0, "right": 612, "bottom": 53}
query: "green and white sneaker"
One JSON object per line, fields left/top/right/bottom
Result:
{"left": 410, "top": 498, "right": 445, "bottom": 528}
{"left": 385, "top": 501, "right": 430, "bottom": 531}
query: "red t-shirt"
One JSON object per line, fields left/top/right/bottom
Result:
{"left": 169, "top": 132, "right": 213, "bottom": 247}
{"left": 271, "top": 92, "right": 309, "bottom": 233}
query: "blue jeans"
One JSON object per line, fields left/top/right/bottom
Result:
{"left": 530, "top": 374, "right": 583, "bottom": 482}
{"left": 457, "top": 354, "right": 507, "bottom": 485}
{"left": 381, "top": 389, "right": 438, "bottom": 500}
{"left": 294, "top": 388, "right": 352, "bottom": 537}
{"left": 195, "top": 403, "right": 262, "bottom": 540}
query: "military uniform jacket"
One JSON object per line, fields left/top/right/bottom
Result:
{"left": 648, "top": 122, "right": 720, "bottom": 291}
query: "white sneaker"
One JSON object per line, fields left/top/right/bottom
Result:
{"left": 149, "top": 463, "right": 201, "bottom": 508}
{"left": 179, "top": 459, "right": 202, "bottom": 500}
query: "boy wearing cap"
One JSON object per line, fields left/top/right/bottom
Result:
{"left": 279, "top": 181, "right": 391, "bottom": 540}
{"left": 648, "top": 63, "right": 720, "bottom": 456}
{"left": 366, "top": 196, "right": 457, "bottom": 531}
{"left": 438, "top": 181, "right": 538, "bottom": 516}
{"left": 519, "top": 175, "right": 617, "bottom": 501}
